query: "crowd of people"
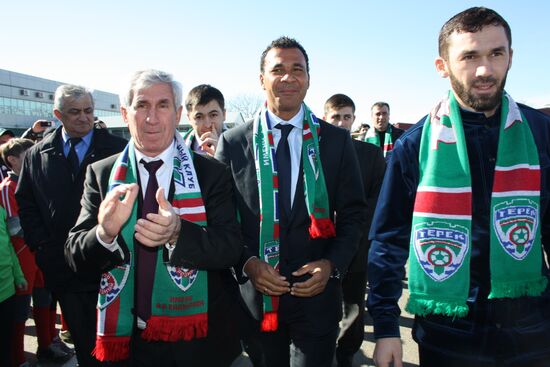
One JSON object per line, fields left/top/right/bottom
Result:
{"left": 1, "top": 6, "right": 550, "bottom": 367}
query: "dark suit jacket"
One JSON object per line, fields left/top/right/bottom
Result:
{"left": 348, "top": 140, "right": 385, "bottom": 273}
{"left": 216, "top": 118, "right": 367, "bottom": 323}
{"left": 16, "top": 126, "right": 127, "bottom": 291}
{"left": 64, "top": 149, "right": 243, "bottom": 365}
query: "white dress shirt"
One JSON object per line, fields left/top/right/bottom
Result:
{"left": 267, "top": 105, "right": 304, "bottom": 208}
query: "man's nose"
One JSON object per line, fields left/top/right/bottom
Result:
{"left": 476, "top": 59, "right": 493, "bottom": 77}
{"left": 280, "top": 72, "right": 295, "bottom": 82}
{"left": 146, "top": 109, "right": 157, "bottom": 123}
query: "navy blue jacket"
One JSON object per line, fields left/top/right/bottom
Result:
{"left": 367, "top": 103, "right": 550, "bottom": 339}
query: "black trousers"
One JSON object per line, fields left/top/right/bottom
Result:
{"left": 0, "top": 295, "right": 15, "bottom": 367}
{"left": 336, "top": 271, "right": 366, "bottom": 366}
{"left": 56, "top": 290, "right": 103, "bottom": 367}
{"left": 240, "top": 279, "right": 342, "bottom": 367}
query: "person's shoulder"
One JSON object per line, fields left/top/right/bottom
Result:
{"left": 94, "top": 129, "right": 128, "bottom": 148}
{"left": 519, "top": 103, "right": 550, "bottom": 125}
{"left": 89, "top": 153, "right": 120, "bottom": 173}
{"left": 194, "top": 151, "right": 227, "bottom": 171}
{"left": 317, "top": 119, "right": 349, "bottom": 141}
{"left": 220, "top": 120, "right": 253, "bottom": 143}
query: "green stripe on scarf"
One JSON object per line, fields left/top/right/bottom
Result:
{"left": 365, "top": 124, "right": 394, "bottom": 157}
{"left": 93, "top": 132, "right": 208, "bottom": 362}
{"left": 253, "top": 103, "right": 335, "bottom": 332}
{"left": 406, "top": 91, "right": 547, "bottom": 318}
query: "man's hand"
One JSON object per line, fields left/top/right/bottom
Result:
{"left": 244, "top": 257, "right": 290, "bottom": 296}
{"left": 198, "top": 130, "right": 219, "bottom": 156}
{"left": 16, "top": 279, "right": 28, "bottom": 292}
{"left": 373, "top": 337, "right": 403, "bottom": 367}
{"left": 134, "top": 187, "right": 181, "bottom": 247}
{"left": 290, "top": 259, "right": 332, "bottom": 297}
{"left": 97, "top": 183, "right": 139, "bottom": 243}
{"left": 31, "top": 120, "right": 52, "bottom": 133}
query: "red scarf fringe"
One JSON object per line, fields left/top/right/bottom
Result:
{"left": 261, "top": 311, "right": 278, "bottom": 332}
{"left": 141, "top": 314, "right": 208, "bottom": 342}
{"left": 92, "top": 335, "right": 131, "bottom": 362}
{"left": 308, "top": 215, "right": 336, "bottom": 239}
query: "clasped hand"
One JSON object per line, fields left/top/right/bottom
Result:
{"left": 97, "top": 183, "right": 180, "bottom": 247}
{"left": 244, "top": 258, "right": 332, "bottom": 298}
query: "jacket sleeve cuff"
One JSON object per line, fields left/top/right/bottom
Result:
{"left": 373, "top": 318, "right": 401, "bottom": 339}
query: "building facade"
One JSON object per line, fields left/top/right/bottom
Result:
{"left": 0, "top": 68, "right": 120, "bottom": 135}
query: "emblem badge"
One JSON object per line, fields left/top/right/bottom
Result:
{"left": 98, "top": 262, "right": 130, "bottom": 310}
{"left": 306, "top": 144, "right": 319, "bottom": 179}
{"left": 493, "top": 198, "right": 538, "bottom": 260}
{"left": 167, "top": 266, "right": 198, "bottom": 292}
{"left": 263, "top": 240, "right": 280, "bottom": 270}
{"left": 413, "top": 222, "right": 469, "bottom": 282}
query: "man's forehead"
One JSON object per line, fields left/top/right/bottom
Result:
{"left": 265, "top": 48, "right": 306, "bottom": 65}
{"left": 447, "top": 25, "right": 509, "bottom": 53}
{"left": 134, "top": 83, "right": 174, "bottom": 101}
{"left": 328, "top": 107, "right": 353, "bottom": 115}
{"left": 192, "top": 100, "right": 223, "bottom": 113}
{"left": 64, "top": 95, "right": 93, "bottom": 109}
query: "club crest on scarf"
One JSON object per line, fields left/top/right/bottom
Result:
{"left": 413, "top": 222, "right": 469, "bottom": 282}
{"left": 263, "top": 240, "right": 280, "bottom": 268}
{"left": 98, "top": 263, "right": 131, "bottom": 310}
{"left": 306, "top": 144, "right": 319, "bottom": 179}
{"left": 166, "top": 265, "right": 199, "bottom": 292}
{"left": 493, "top": 199, "right": 539, "bottom": 260}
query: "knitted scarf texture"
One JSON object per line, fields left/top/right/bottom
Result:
{"left": 253, "top": 103, "right": 335, "bottom": 331}
{"left": 406, "top": 91, "right": 546, "bottom": 318}
{"left": 94, "top": 133, "right": 208, "bottom": 361}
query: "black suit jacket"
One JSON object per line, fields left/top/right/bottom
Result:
{"left": 348, "top": 140, "right": 385, "bottom": 273}
{"left": 216, "top": 118, "right": 367, "bottom": 322}
{"left": 64, "top": 149, "right": 243, "bottom": 364}
{"left": 16, "top": 126, "right": 127, "bottom": 291}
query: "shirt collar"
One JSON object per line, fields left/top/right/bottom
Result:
{"left": 266, "top": 104, "right": 304, "bottom": 130}
{"left": 62, "top": 128, "right": 94, "bottom": 146}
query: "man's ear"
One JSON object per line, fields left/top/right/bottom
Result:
{"left": 259, "top": 73, "right": 265, "bottom": 90}
{"left": 6, "top": 155, "right": 16, "bottom": 169}
{"left": 508, "top": 48, "right": 513, "bottom": 71}
{"left": 435, "top": 56, "right": 449, "bottom": 78}
{"left": 120, "top": 106, "right": 129, "bottom": 126}
{"left": 53, "top": 109, "right": 63, "bottom": 121}
{"left": 176, "top": 106, "right": 183, "bottom": 123}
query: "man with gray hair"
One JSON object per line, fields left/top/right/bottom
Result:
{"left": 16, "top": 84, "right": 127, "bottom": 367}
{"left": 65, "top": 69, "right": 242, "bottom": 366}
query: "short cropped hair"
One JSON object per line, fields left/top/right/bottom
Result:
{"left": 439, "top": 7, "right": 512, "bottom": 59}
{"left": 324, "top": 94, "right": 356, "bottom": 115}
{"left": 54, "top": 85, "right": 94, "bottom": 112}
{"left": 371, "top": 102, "right": 390, "bottom": 112}
{"left": 0, "top": 138, "right": 34, "bottom": 169}
{"left": 120, "top": 69, "right": 182, "bottom": 109}
{"left": 185, "top": 84, "right": 225, "bottom": 112}
{"left": 260, "top": 36, "right": 310, "bottom": 74}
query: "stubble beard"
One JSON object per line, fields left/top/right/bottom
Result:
{"left": 449, "top": 72, "right": 508, "bottom": 113}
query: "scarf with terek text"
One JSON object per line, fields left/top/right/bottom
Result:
{"left": 253, "top": 103, "right": 335, "bottom": 331}
{"left": 93, "top": 133, "right": 208, "bottom": 362}
{"left": 406, "top": 91, "right": 547, "bottom": 318}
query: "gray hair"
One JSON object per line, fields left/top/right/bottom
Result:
{"left": 120, "top": 69, "right": 182, "bottom": 109}
{"left": 53, "top": 84, "right": 94, "bottom": 112}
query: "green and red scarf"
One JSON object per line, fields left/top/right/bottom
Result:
{"left": 365, "top": 124, "right": 395, "bottom": 157}
{"left": 93, "top": 132, "right": 208, "bottom": 362}
{"left": 406, "top": 91, "right": 547, "bottom": 318}
{"left": 253, "top": 103, "right": 335, "bottom": 331}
